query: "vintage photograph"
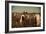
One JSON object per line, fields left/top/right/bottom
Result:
{"left": 9, "top": 3, "right": 44, "bottom": 31}
{"left": 12, "top": 6, "right": 41, "bottom": 28}
{"left": 5, "top": 1, "right": 45, "bottom": 33}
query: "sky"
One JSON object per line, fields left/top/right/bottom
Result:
{"left": 12, "top": 6, "right": 41, "bottom": 13}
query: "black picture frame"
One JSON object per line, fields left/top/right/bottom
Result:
{"left": 5, "top": 1, "right": 45, "bottom": 33}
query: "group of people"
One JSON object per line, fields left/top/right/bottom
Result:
{"left": 12, "top": 12, "right": 41, "bottom": 28}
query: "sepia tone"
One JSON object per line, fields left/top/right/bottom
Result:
{"left": 12, "top": 6, "right": 41, "bottom": 28}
